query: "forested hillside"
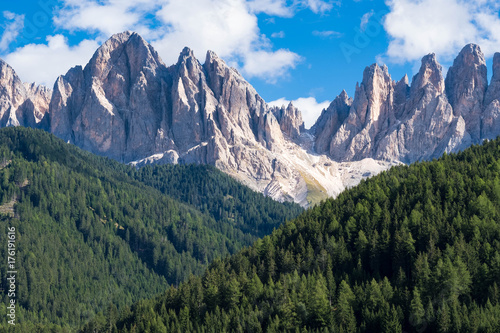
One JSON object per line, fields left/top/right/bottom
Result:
{"left": 94, "top": 138, "right": 500, "bottom": 332}
{"left": 133, "top": 164, "right": 302, "bottom": 239}
{"left": 0, "top": 127, "right": 300, "bottom": 332}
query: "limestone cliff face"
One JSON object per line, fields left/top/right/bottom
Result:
{"left": 483, "top": 53, "right": 500, "bottom": 140}
{"left": 50, "top": 31, "right": 170, "bottom": 161}
{"left": 376, "top": 54, "right": 465, "bottom": 163}
{"left": 313, "top": 44, "right": 498, "bottom": 164}
{"left": 271, "top": 102, "right": 305, "bottom": 140}
{"left": 46, "top": 32, "right": 317, "bottom": 205}
{"left": 4, "top": 33, "right": 500, "bottom": 206}
{"left": 330, "top": 64, "right": 395, "bottom": 161}
{"left": 445, "top": 44, "right": 487, "bottom": 142}
{"left": 0, "top": 60, "right": 51, "bottom": 128}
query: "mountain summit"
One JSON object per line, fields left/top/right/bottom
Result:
{"left": 313, "top": 44, "right": 500, "bottom": 164}
{"left": 2, "top": 33, "right": 500, "bottom": 205}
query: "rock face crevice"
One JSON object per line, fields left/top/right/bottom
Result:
{"left": 2, "top": 33, "right": 500, "bottom": 206}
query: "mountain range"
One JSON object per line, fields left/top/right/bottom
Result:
{"left": 2, "top": 32, "right": 500, "bottom": 206}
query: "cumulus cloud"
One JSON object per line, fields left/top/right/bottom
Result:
{"left": 242, "top": 49, "right": 302, "bottom": 81}
{"left": 52, "top": 0, "right": 301, "bottom": 82}
{"left": 153, "top": 0, "right": 259, "bottom": 63}
{"left": 54, "top": 0, "right": 160, "bottom": 38}
{"left": 269, "top": 96, "right": 330, "bottom": 128}
{"left": 384, "top": 0, "right": 500, "bottom": 63}
{"left": 4, "top": 35, "right": 99, "bottom": 86}
{"left": 0, "top": 11, "right": 25, "bottom": 51}
{"left": 2, "top": 0, "right": 337, "bottom": 85}
{"left": 153, "top": 0, "right": 303, "bottom": 80}
{"left": 248, "top": 0, "right": 335, "bottom": 16}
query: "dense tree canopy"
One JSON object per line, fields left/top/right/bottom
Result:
{"left": 89, "top": 139, "right": 500, "bottom": 332}
{"left": 0, "top": 127, "right": 300, "bottom": 332}
{"left": 132, "top": 164, "right": 302, "bottom": 239}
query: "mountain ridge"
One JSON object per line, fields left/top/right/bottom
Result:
{"left": 2, "top": 32, "right": 500, "bottom": 206}
{"left": 313, "top": 44, "right": 500, "bottom": 164}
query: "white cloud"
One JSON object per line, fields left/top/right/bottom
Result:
{"left": 0, "top": 11, "right": 24, "bottom": 51}
{"left": 153, "top": 0, "right": 258, "bottom": 63}
{"left": 248, "top": 0, "right": 335, "bottom": 16}
{"left": 242, "top": 49, "right": 302, "bottom": 81}
{"left": 50, "top": 0, "right": 302, "bottom": 82}
{"left": 271, "top": 31, "right": 286, "bottom": 38}
{"left": 54, "top": 0, "right": 160, "bottom": 38}
{"left": 360, "top": 11, "right": 374, "bottom": 31}
{"left": 152, "top": 0, "right": 302, "bottom": 81}
{"left": 384, "top": 0, "right": 500, "bottom": 63}
{"left": 4, "top": 0, "right": 342, "bottom": 85}
{"left": 269, "top": 96, "right": 330, "bottom": 128}
{"left": 3, "top": 35, "right": 99, "bottom": 86}
{"left": 312, "top": 30, "right": 343, "bottom": 38}
{"left": 247, "top": 0, "right": 294, "bottom": 17}
{"left": 302, "top": 0, "right": 335, "bottom": 14}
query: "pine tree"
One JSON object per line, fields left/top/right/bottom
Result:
{"left": 409, "top": 288, "right": 426, "bottom": 331}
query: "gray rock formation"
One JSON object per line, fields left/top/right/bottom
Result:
{"left": 271, "top": 102, "right": 305, "bottom": 140}
{"left": 445, "top": 44, "right": 487, "bottom": 142}
{"left": 312, "top": 90, "right": 352, "bottom": 154}
{"left": 483, "top": 53, "right": 500, "bottom": 140}
{"left": 46, "top": 32, "right": 337, "bottom": 206}
{"left": 0, "top": 60, "right": 51, "bottom": 128}
{"left": 3, "top": 33, "right": 500, "bottom": 206}
{"left": 50, "top": 31, "right": 170, "bottom": 161}
{"left": 313, "top": 44, "right": 498, "bottom": 164}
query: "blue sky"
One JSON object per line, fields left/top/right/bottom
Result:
{"left": 1, "top": 0, "right": 500, "bottom": 128}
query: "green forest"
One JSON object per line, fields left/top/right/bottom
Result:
{"left": 0, "top": 127, "right": 300, "bottom": 332}
{"left": 82, "top": 138, "right": 500, "bottom": 332}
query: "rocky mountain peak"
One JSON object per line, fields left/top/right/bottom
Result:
{"left": 271, "top": 102, "right": 304, "bottom": 139}
{"left": 411, "top": 53, "right": 445, "bottom": 95}
{"left": 0, "top": 59, "right": 21, "bottom": 90}
{"left": 352, "top": 62, "right": 393, "bottom": 126}
{"left": 87, "top": 31, "right": 164, "bottom": 81}
{"left": 180, "top": 46, "right": 195, "bottom": 58}
{"left": 0, "top": 60, "right": 51, "bottom": 128}
{"left": 456, "top": 43, "right": 485, "bottom": 65}
{"left": 177, "top": 47, "right": 199, "bottom": 67}
{"left": 312, "top": 90, "right": 353, "bottom": 155}
{"left": 338, "top": 89, "right": 349, "bottom": 101}
{"left": 174, "top": 46, "right": 204, "bottom": 86}
{"left": 483, "top": 52, "right": 500, "bottom": 139}
{"left": 445, "top": 43, "right": 487, "bottom": 141}
{"left": 203, "top": 49, "right": 228, "bottom": 97}
{"left": 205, "top": 50, "right": 220, "bottom": 64}
{"left": 0, "top": 60, "right": 25, "bottom": 127}
{"left": 394, "top": 74, "right": 410, "bottom": 106}
{"left": 360, "top": 63, "right": 390, "bottom": 89}
{"left": 445, "top": 44, "right": 487, "bottom": 105}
